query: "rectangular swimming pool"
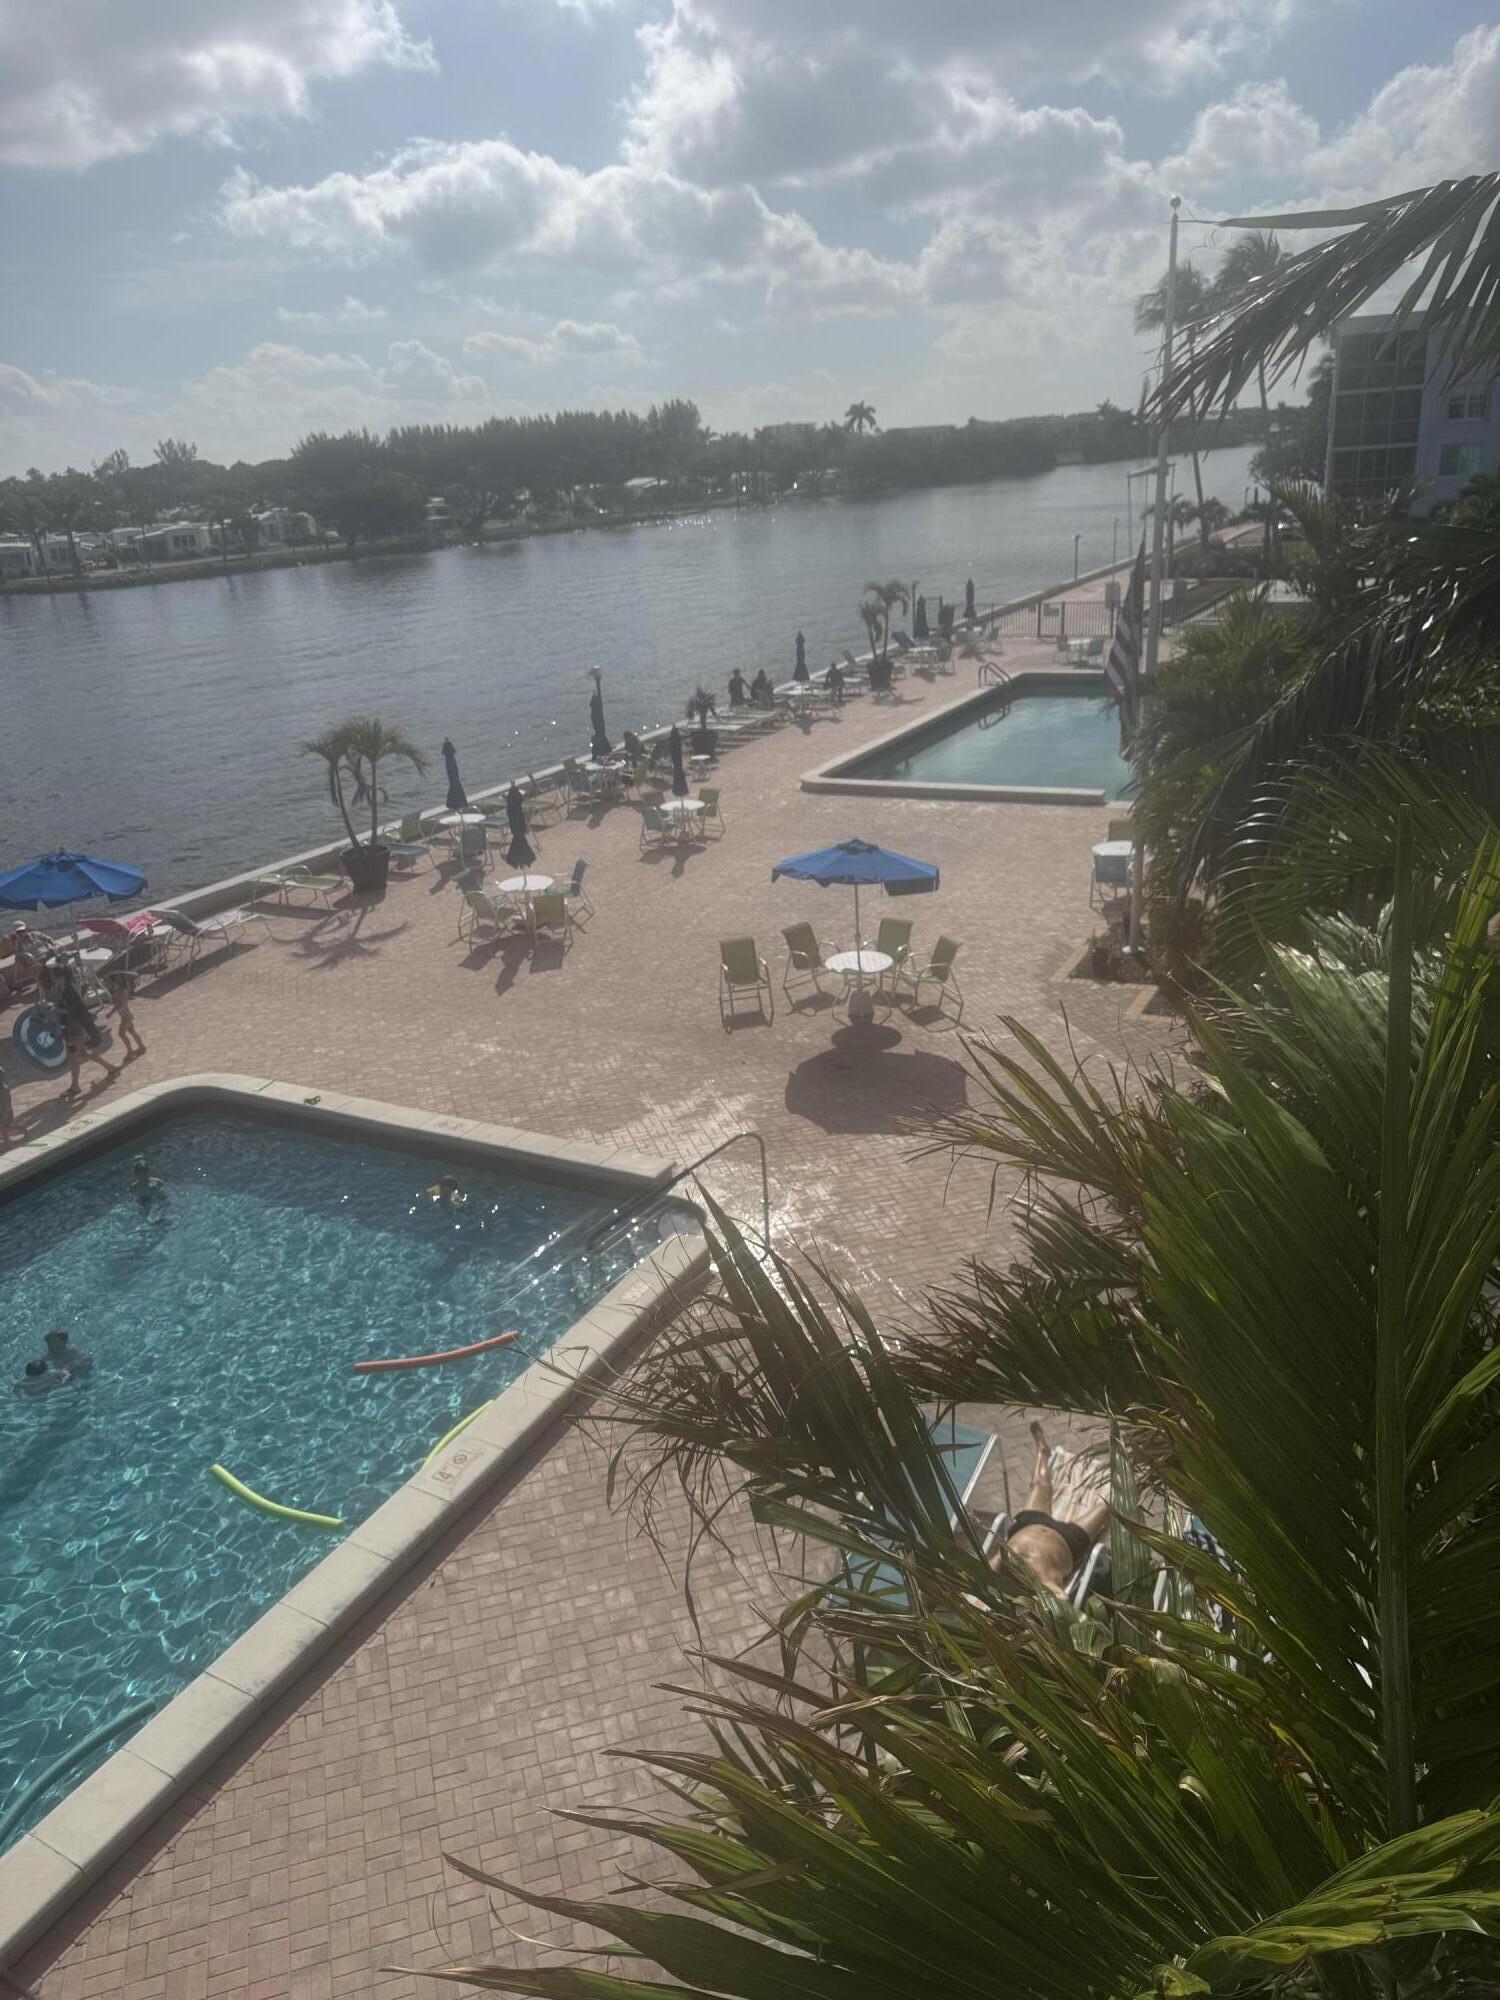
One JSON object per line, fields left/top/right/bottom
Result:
{"left": 824, "top": 682, "right": 1132, "bottom": 799}
{"left": 0, "top": 1108, "right": 688, "bottom": 1853}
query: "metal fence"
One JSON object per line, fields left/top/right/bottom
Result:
{"left": 980, "top": 577, "right": 1248, "bottom": 644}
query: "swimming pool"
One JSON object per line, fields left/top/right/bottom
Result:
{"left": 849, "top": 689, "right": 1131, "bottom": 794}
{"left": 0, "top": 1109, "right": 685, "bottom": 1853}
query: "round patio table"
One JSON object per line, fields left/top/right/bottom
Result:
{"left": 660, "top": 799, "right": 705, "bottom": 822}
{"left": 1092, "top": 839, "right": 1133, "bottom": 865}
{"left": 495, "top": 874, "right": 553, "bottom": 897}
{"left": 440, "top": 812, "right": 489, "bottom": 828}
{"left": 826, "top": 947, "right": 892, "bottom": 1024}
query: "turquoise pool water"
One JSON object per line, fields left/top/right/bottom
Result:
{"left": 851, "top": 690, "right": 1132, "bottom": 794}
{"left": 0, "top": 1114, "right": 680, "bottom": 1850}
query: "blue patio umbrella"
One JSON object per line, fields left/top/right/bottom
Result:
{"left": 441, "top": 738, "right": 470, "bottom": 814}
{"left": 772, "top": 838, "right": 938, "bottom": 1008}
{"left": 0, "top": 852, "right": 146, "bottom": 911}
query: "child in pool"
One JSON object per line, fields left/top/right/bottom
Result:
{"left": 129, "top": 1154, "right": 166, "bottom": 1209}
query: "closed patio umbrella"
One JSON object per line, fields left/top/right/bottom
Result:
{"left": 588, "top": 669, "right": 611, "bottom": 760}
{"left": 441, "top": 739, "right": 470, "bottom": 814}
{"left": 504, "top": 782, "right": 536, "bottom": 869}
{"left": 668, "top": 724, "right": 689, "bottom": 798}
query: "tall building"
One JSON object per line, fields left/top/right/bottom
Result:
{"left": 1326, "top": 311, "right": 1500, "bottom": 511}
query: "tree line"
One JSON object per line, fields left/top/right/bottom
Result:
{"left": 1, "top": 386, "right": 1277, "bottom": 575}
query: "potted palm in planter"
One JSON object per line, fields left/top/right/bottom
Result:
{"left": 686, "top": 685, "right": 718, "bottom": 756}
{"left": 303, "top": 716, "right": 427, "bottom": 894}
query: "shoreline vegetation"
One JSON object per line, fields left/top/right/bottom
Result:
{"left": 0, "top": 394, "right": 1290, "bottom": 597}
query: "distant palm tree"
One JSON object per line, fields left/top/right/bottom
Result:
{"left": 1212, "top": 231, "right": 1291, "bottom": 419}
{"left": 1137, "top": 262, "right": 1212, "bottom": 545}
{"left": 844, "top": 401, "right": 877, "bottom": 435}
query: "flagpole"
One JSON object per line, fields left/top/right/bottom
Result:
{"left": 1128, "top": 194, "right": 1179, "bottom": 959}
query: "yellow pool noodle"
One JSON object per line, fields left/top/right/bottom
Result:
{"left": 210, "top": 1463, "right": 344, "bottom": 1530}
{"left": 422, "top": 1401, "right": 491, "bottom": 1466}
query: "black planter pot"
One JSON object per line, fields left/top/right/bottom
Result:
{"left": 343, "top": 843, "right": 391, "bottom": 894}
{"left": 690, "top": 726, "right": 717, "bottom": 756}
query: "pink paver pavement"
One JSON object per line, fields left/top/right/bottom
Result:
{"left": 4, "top": 659, "right": 1170, "bottom": 1999}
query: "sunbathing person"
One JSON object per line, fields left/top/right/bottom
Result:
{"left": 997, "top": 1421, "right": 1110, "bottom": 1598}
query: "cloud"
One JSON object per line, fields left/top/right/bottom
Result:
{"left": 274, "top": 294, "right": 389, "bottom": 326}
{"left": 0, "top": 1, "right": 436, "bottom": 170}
{"left": 1307, "top": 24, "right": 1500, "bottom": 199}
{"left": 465, "top": 319, "right": 645, "bottom": 363}
{"left": 1161, "top": 80, "right": 1320, "bottom": 189}
{"left": 0, "top": 360, "right": 147, "bottom": 472}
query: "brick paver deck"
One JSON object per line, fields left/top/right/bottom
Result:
{"left": 5, "top": 658, "right": 1169, "bottom": 1999}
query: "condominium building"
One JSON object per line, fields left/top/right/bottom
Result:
{"left": 1325, "top": 311, "right": 1500, "bottom": 511}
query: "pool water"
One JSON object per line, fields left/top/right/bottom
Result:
{"left": 0, "top": 1114, "right": 679, "bottom": 1850}
{"left": 852, "top": 691, "right": 1133, "bottom": 794}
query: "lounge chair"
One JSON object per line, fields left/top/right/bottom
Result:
{"left": 781, "top": 922, "right": 833, "bottom": 1001}
{"left": 154, "top": 906, "right": 269, "bottom": 968}
{"left": 697, "top": 786, "right": 726, "bottom": 838}
{"left": 562, "top": 858, "right": 594, "bottom": 920}
{"left": 529, "top": 892, "right": 572, "bottom": 952}
{"left": 873, "top": 916, "right": 913, "bottom": 989}
{"left": 896, "top": 935, "right": 964, "bottom": 1021}
{"left": 253, "top": 865, "right": 345, "bottom": 908}
{"left": 719, "top": 936, "right": 772, "bottom": 1029}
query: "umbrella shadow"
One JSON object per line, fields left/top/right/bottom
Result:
{"left": 459, "top": 931, "right": 532, "bottom": 996}
{"left": 638, "top": 840, "right": 707, "bottom": 879}
{"left": 784, "top": 1036, "right": 969, "bottom": 1134}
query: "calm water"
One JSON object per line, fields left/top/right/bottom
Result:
{"left": 853, "top": 691, "right": 1133, "bottom": 796}
{"left": 3, "top": 447, "right": 1255, "bottom": 897}
{"left": 0, "top": 1113, "right": 678, "bottom": 1848}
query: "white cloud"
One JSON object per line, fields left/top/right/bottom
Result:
{"left": 1162, "top": 80, "right": 1320, "bottom": 189}
{"left": 466, "top": 319, "right": 645, "bottom": 363}
{"left": 0, "top": 1, "right": 435, "bottom": 170}
{"left": 0, "top": 360, "right": 147, "bottom": 472}
{"left": 1307, "top": 24, "right": 1500, "bottom": 199}
{"left": 275, "top": 295, "right": 389, "bottom": 326}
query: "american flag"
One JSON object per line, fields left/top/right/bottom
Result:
{"left": 1103, "top": 537, "right": 1147, "bottom": 733}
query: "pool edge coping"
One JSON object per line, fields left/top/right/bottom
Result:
{"left": 800, "top": 670, "right": 1124, "bottom": 808}
{"left": 0, "top": 1075, "right": 709, "bottom": 1971}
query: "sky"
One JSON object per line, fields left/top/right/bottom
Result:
{"left": 1, "top": 0, "right": 1497, "bottom": 474}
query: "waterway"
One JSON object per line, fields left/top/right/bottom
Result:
{"left": 4, "top": 444, "right": 1258, "bottom": 898}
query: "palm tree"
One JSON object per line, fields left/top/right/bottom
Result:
{"left": 1211, "top": 230, "right": 1291, "bottom": 419}
{"left": 844, "top": 400, "right": 877, "bottom": 435}
{"left": 416, "top": 833, "right": 1500, "bottom": 1997}
{"left": 1136, "top": 262, "right": 1212, "bottom": 544}
{"left": 301, "top": 726, "right": 361, "bottom": 850}
{"left": 304, "top": 716, "right": 426, "bottom": 852}
{"left": 862, "top": 577, "right": 909, "bottom": 657}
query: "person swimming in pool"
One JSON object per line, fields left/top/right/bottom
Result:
{"left": 425, "top": 1174, "right": 468, "bottom": 1211}
{"left": 15, "top": 1358, "right": 62, "bottom": 1398}
{"left": 129, "top": 1154, "right": 166, "bottom": 1209}
{"left": 44, "top": 1328, "right": 90, "bottom": 1382}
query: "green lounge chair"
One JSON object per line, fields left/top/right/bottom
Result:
{"left": 639, "top": 805, "right": 670, "bottom": 851}
{"left": 719, "top": 936, "right": 772, "bottom": 1029}
{"left": 460, "top": 889, "right": 511, "bottom": 946}
{"left": 253, "top": 866, "right": 344, "bottom": 908}
{"left": 897, "top": 935, "right": 964, "bottom": 1022}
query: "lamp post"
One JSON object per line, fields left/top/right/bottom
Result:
{"left": 1112, "top": 517, "right": 1119, "bottom": 569}
{"left": 1072, "top": 531, "right": 1081, "bottom": 580}
{"left": 1125, "top": 466, "right": 1154, "bottom": 558}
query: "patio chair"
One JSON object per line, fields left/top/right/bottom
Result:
{"left": 698, "top": 786, "right": 726, "bottom": 838}
{"left": 639, "top": 787, "right": 666, "bottom": 809}
{"left": 781, "top": 922, "right": 833, "bottom": 1002}
{"left": 457, "top": 825, "right": 489, "bottom": 868}
{"left": 530, "top": 892, "right": 572, "bottom": 952}
{"left": 719, "top": 936, "right": 773, "bottom": 1029}
{"left": 253, "top": 865, "right": 345, "bottom": 908}
{"left": 639, "top": 805, "right": 671, "bottom": 851}
{"left": 387, "top": 813, "right": 435, "bottom": 872}
{"left": 525, "top": 775, "right": 561, "bottom": 827}
{"left": 154, "top": 906, "right": 269, "bottom": 969}
{"left": 562, "top": 758, "right": 589, "bottom": 807}
{"left": 873, "top": 916, "right": 913, "bottom": 989}
{"left": 897, "top": 935, "right": 964, "bottom": 1022}
{"left": 563, "top": 858, "right": 594, "bottom": 920}
{"left": 460, "top": 888, "right": 511, "bottom": 946}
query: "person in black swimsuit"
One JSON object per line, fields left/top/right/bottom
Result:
{"left": 999, "top": 1421, "right": 1110, "bottom": 1598}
